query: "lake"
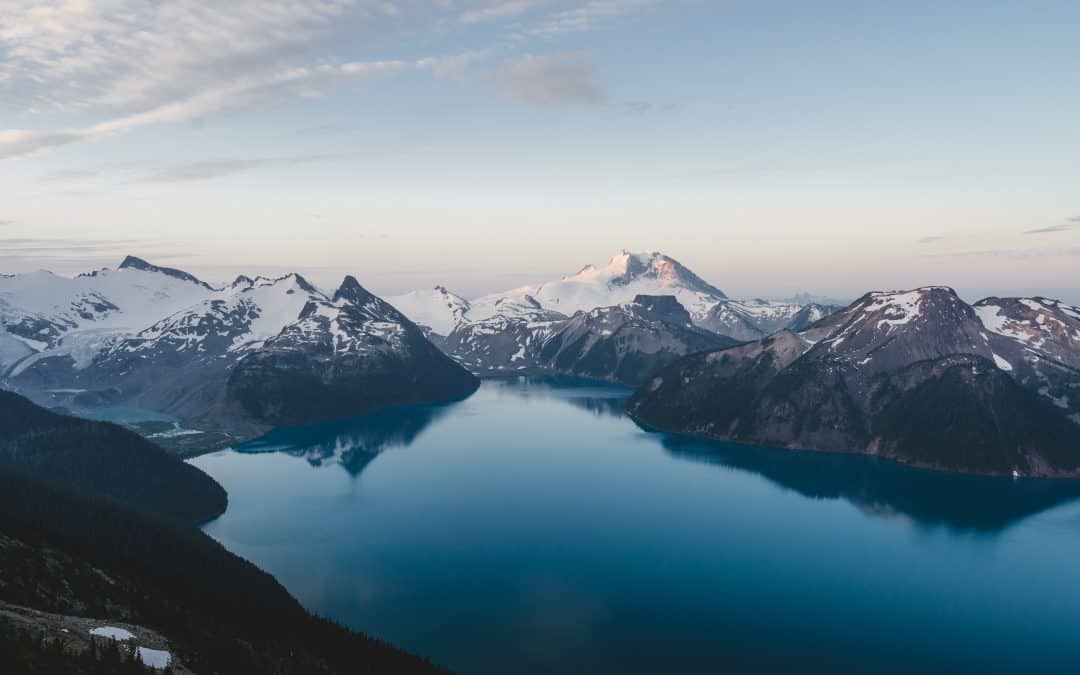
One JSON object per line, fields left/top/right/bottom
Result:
{"left": 192, "top": 377, "right": 1080, "bottom": 674}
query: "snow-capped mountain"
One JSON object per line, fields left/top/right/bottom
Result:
{"left": 0, "top": 256, "right": 221, "bottom": 374}
{"left": 13, "top": 273, "right": 330, "bottom": 419}
{"left": 696, "top": 298, "right": 836, "bottom": 341}
{"left": 440, "top": 295, "right": 568, "bottom": 374}
{"left": 384, "top": 285, "right": 471, "bottom": 337}
{"left": 473, "top": 250, "right": 728, "bottom": 322}
{"left": 225, "top": 276, "right": 478, "bottom": 427}
{"left": 629, "top": 287, "right": 1080, "bottom": 476}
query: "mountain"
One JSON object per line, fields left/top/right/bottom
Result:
{"left": 0, "top": 391, "right": 445, "bottom": 673}
{"left": 536, "top": 295, "right": 739, "bottom": 386}
{"left": 439, "top": 294, "right": 568, "bottom": 374}
{"left": 223, "top": 276, "right": 478, "bottom": 428}
{"left": 473, "top": 250, "right": 728, "bottom": 322}
{"left": 628, "top": 287, "right": 1080, "bottom": 476}
{"left": 0, "top": 264, "right": 219, "bottom": 374}
{"left": 15, "top": 273, "right": 328, "bottom": 423}
{"left": 695, "top": 298, "right": 839, "bottom": 341}
{"left": 384, "top": 286, "right": 470, "bottom": 337}
{"left": 3, "top": 259, "right": 478, "bottom": 443}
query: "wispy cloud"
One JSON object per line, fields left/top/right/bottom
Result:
{"left": 622, "top": 101, "right": 682, "bottom": 115}
{"left": 460, "top": 0, "right": 559, "bottom": 25}
{"left": 924, "top": 247, "right": 1080, "bottom": 260}
{"left": 1, "top": 55, "right": 472, "bottom": 159}
{"left": 496, "top": 53, "right": 606, "bottom": 105}
{"left": 1024, "top": 216, "right": 1080, "bottom": 234}
{"left": 38, "top": 169, "right": 101, "bottom": 182}
{"left": 138, "top": 153, "right": 365, "bottom": 183}
{"left": 0, "top": 1, "right": 652, "bottom": 160}
{"left": 522, "top": 0, "right": 654, "bottom": 38}
{"left": 917, "top": 235, "right": 946, "bottom": 244}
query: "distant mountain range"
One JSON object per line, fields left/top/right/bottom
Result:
{"left": 1, "top": 257, "right": 478, "bottom": 441}
{"left": 389, "top": 250, "right": 839, "bottom": 381}
{"left": 5, "top": 252, "right": 1079, "bottom": 476}
{"left": 0, "top": 251, "right": 835, "bottom": 438}
{"left": 628, "top": 287, "right": 1080, "bottom": 476}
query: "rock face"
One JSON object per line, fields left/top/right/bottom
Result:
{"left": 628, "top": 287, "right": 1080, "bottom": 476}
{"left": 224, "top": 277, "right": 478, "bottom": 428}
{"left": 537, "top": 295, "right": 739, "bottom": 386}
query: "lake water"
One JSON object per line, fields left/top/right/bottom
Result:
{"left": 192, "top": 377, "right": 1080, "bottom": 674}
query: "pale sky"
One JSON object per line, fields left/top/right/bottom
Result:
{"left": 1, "top": 0, "right": 1078, "bottom": 302}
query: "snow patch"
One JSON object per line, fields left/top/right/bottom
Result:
{"left": 90, "top": 626, "right": 135, "bottom": 641}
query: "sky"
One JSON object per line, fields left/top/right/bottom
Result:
{"left": 1, "top": 0, "right": 1078, "bottom": 302}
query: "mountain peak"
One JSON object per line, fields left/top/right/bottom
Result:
{"left": 118, "top": 256, "right": 213, "bottom": 289}
{"left": 333, "top": 275, "right": 376, "bottom": 305}
{"left": 560, "top": 250, "right": 725, "bottom": 297}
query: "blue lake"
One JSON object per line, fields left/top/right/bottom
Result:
{"left": 192, "top": 378, "right": 1080, "bottom": 674}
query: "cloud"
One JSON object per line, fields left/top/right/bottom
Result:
{"left": 0, "top": 2, "right": 652, "bottom": 158}
{"left": 138, "top": 153, "right": 363, "bottom": 183}
{"left": 0, "top": 219, "right": 12, "bottom": 226}
{"left": 924, "top": 247, "right": 1080, "bottom": 260}
{"left": 497, "top": 53, "right": 606, "bottom": 105}
{"left": 459, "top": 0, "right": 558, "bottom": 24}
{"left": 39, "top": 169, "right": 101, "bottom": 182}
{"left": 917, "top": 236, "right": 946, "bottom": 244}
{"left": 1, "top": 55, "right": 472, "bottom": 159}
{"left": 1024, "top": 217, "right": 1080, "bottom": 234}
{"left": 622, "top": 100, "right": 682, "bottom": 115}
{"left": 522, "top": 0, "right": 653, "bottom": 38}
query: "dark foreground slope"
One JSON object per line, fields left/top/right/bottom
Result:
{"left": 0, "top": 390, "right": 225, "bottom": 525}
{"left": 0, "top": 391, "right": 447, "bottom": 674}
{"left": 629, "top": 288, "right": 1080, "bottom": 476}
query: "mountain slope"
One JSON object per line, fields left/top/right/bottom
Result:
{"left": 974, "top": 296, "right": 1080, "bottom": 421}
{"left": 0, "top": 389, "right": 225, "bottom": 525}
{"left": 629, "top": 287, "right": 1080, "bottom": 476}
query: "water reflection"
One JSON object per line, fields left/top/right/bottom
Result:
{"left": 234, "top": 375, "right": 1080, "bottom": 532}
{"left": 658, "top": 432, "right": 1080, "bottom": 532}
{"left": 486, "top": 375, "right": 629, "bottom": 418}
{"left": 236, "top": 402, "right": 456, "bottom": 475}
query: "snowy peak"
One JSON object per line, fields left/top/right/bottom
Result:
{"left": 561, "top": 250, "right": 726, "bottom": 298}
{"left": 118, "top": 255, "right": 214, "bottom": 290}
{"left": 333, "top": 276, "right": 375, "bottom": 305}
{"left": 385, "top": 286, "right": 471, "bottom": 337}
